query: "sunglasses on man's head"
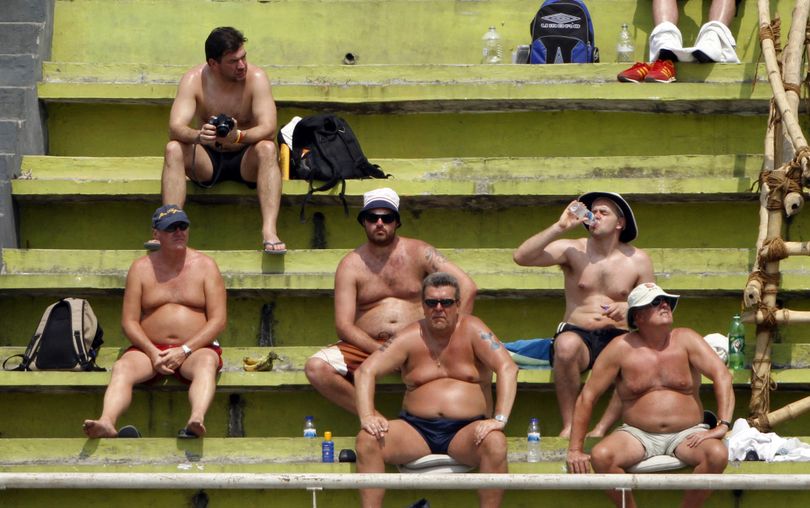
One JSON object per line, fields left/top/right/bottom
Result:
{"left": 424, "top": 298, "right": 458, "bottom": 308}
{"left": 363, "top": 213, "right": 397, "bottom": 224}
{"left": 164, "top": 223, "right": 189, "bottom": 232}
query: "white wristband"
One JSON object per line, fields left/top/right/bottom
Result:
{"left": 494, "top": 414, "right": 508, "bottom": 424}
{"left": 181, "top": 345, "right": 192, "bottom": 357}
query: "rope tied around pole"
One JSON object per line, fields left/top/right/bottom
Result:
{"left": 760, "top": 237, "right": 789, "bottom": 262}
{"left": 762, "top": 168, "right": 802, "bottom": 210}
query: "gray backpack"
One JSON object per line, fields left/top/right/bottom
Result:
{"left": 4, "top": 298, "right": 104, "bottom": 371}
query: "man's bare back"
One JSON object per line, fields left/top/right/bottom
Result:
{"left": 610, "top": 327, "right": 705, "bottom": 433}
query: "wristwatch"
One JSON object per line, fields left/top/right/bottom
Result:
{"left": 717, "top": 419, "right": 732, "bottom": 429}
{"left": 181, "top": 345, "right": 192, "bottom": 357}
{"left": 494, "top": 414, "right": 508, "bottom": 424}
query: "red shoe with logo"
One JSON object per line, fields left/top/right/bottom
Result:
{"left": 644, "top": 59, "right": 676, "bottom": 83}
{"left": 617, "top": 62, "right": 650, "bottom": 83}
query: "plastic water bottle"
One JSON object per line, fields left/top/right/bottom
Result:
{"left": 728, "top": 314, "right": 745, "bottom": 370}
{"left": 482, "top": 26, "right": 503, "bottom": 64}
{"left": 303, "top": 416, "right": 317, "bottom": 438}
{"left": 569, "top": 202, "right": 594, "bottom": 225}
{"left": 527, "top": 418, "right": 541, "bottom": 463}
{"left": 322, "top": 431, "right": 335, "bottom": 463}
{"left": 616, "top": 23, "right": 634, "bottom": 63}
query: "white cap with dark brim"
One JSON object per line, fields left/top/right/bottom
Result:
{"left": 357, "top": 187, "right": 401, "bottom": 224}
{"left": 626, "top": 282, "right": 680, "bottom": 329}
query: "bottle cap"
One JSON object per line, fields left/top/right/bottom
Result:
{"left": 530, "top": 417, "right": 538, "bottom": 423}
{"left": 305, "top": 415, "right": 313, "bottom": 420}
{"left": 324, "top": 431, "right": 332, "bottom": 440}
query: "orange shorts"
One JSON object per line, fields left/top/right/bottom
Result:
{"left": 310, "top": 338, "right": 388, "bottom": 379}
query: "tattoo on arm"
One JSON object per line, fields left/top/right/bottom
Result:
{"left": 479, "top": 331, "right": 502, "bottom": 350}
{"left": 425, "top": 248, "right": 448, "bottom": 270}
{"left": 378, "top": 335, "right": 397, "bottom": 352}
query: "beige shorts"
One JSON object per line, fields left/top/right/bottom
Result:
{"left": 616, "top": 423, "right": 709, "bottom": 460}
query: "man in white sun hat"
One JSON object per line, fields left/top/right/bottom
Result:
{"left": 305, "top": 187, "right": 477, "bottom": 415}
{"left": 567, "top": 282, "right": 734, "bottom": 508}
{"left": 514, "top": 191, "right": 654, "bottom": 438}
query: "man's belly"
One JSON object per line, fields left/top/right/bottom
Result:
{"left": 622, "top": 390, "right": 703, "bottom": 433}
{"left": 355, "top": 298, "right": 422, "bottom": 338}
{"left": 403, "top": 378, "right": 490, "bottom": 420}
{"left": 140, "top": 303, "right": 208, "bottom": 344}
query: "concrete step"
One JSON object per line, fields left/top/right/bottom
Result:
{"left": 0, "top": 23, "right": 44, "bottom": 55}
{"left": 47, "top": 0, "right": 770, "bottom": 65}
{"left": 15, "top": 154, "right": 763, "bottom": 197}
{"left": 39, "top": 62, "right": 771, "bottom": 114}
{"left": 2, "top": 436, "right": 808, "bottom": 471}
{"left": 2, "top": 0, "right": 50, "bottom": 23}
{"left": 0, "top": 291, "right": 769, "bottom": 350}
{"left": 0, "top": 247, "right": 760, "bottom": 294}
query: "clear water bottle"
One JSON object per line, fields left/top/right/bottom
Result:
{"left": 616, "top": 23, "right": 634, "bottom": 63}
{"left": 303, "top": 415, "right": 317, "bottom": 438}
{"left": 728, "top": 314, "right": 745, "bottom": 370}
{"left": 569, "top": 202, "right": 594, "bottom": 225}
{"left": 322, "top": 431, "right": 335, "bottom": 463}
{"left": 527, "top": 418, "right": 541, "bottom": 463}
{"left": 482, "top": 26, "right": 503, "bottom": 64}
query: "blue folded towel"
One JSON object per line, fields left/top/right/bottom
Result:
{"left": 504, "top": 338, "right": 553, "bottom": 368}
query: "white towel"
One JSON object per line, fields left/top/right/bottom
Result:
{"left": 727, "top": 418, "right": 810, "bottom": 462}
{"left": 649, "top": 22, "right": 693, "bottom": 62}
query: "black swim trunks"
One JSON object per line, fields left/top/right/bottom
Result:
{"left": 194, "top": 145, "right": 256, "bottom": 189}
{"left": 550, "top": 322, "right": 627, "bottom": 369}
{"left": 400, "top": 411, "right": 486, "bottom": 454}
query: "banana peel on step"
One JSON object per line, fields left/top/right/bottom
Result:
{"left": 242, "top": 351, "right": 280, "bottom": 372}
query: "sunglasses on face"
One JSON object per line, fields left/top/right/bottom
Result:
{"left": 363, "top": 213, "right": 397, "bottom": 224}
{"left": 648, "top": 296, "right": 671, "bottom": 308}
{"left": 163, "top": 223, "right": 189, "bottom": 232}
{"left": 424, "top": 298, "right": 458, "bottom": 308}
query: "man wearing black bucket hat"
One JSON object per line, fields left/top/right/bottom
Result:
{"left": 514, "top": 192, "right": 654, "bottom": 438}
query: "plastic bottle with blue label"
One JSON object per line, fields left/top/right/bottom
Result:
{"left": 527, "top": 418, "right": 541, "bottom": 463}
{"left": 303, "top": 416, "right": 317, "bottom": 438}
{"left": 322, "top": 431, "right": 335, "bottom": 463}
{"left": 569, "top": 202, "right": 594, "bottom": 225}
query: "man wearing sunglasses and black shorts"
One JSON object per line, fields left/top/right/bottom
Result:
{"left": 567, "top": 283, "right": 734, "bottom": 508}
{"left": 514, "top": 192, "right": 655, "bottom": 439}
{"left": 83, "top": 204, "right": 226, "bottom": 439}
{"left": 305, "top": 188, "right": 477, "bottom": 415}
{"left": 354, "top": 272, "right": 517, "bottom": 508}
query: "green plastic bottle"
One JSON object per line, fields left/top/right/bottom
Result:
{"left": 728, "top": 314, "right": 745, "bottom": 370}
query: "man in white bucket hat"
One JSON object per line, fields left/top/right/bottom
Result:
{"left": 567, "top": 282, "right": 735, "bottom": 508}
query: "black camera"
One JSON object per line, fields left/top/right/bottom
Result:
{"left": 208, "top": 114, "right": 235, "bottom": 138}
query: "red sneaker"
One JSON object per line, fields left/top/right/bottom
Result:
{"left": 644, "top": 59, "right": 676, "bottom": 83}
{"left": 617, "top": 62, "right": 650, "bottom": 83}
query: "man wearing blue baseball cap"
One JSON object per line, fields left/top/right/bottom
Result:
{"left": 84, "top": 205, "right": 227, "bottom": 438}
{"left": 514, "top": 192, "right": 654, "bottom": 438}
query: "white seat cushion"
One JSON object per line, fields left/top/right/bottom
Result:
{"left": 626, "top": 455, "right": 688, "bottom": 473}
{"left": 397, "top": 454, "right": 474, "bottom": 474}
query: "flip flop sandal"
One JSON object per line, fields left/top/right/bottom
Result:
{"left": 177, "top": 427, "right": 200, "bottom": 439}
{"left": 117, "top": 425, "right": 141, "bottom": 438}
{"left": 263, "top": 241, "right": 287, "bottom": 255}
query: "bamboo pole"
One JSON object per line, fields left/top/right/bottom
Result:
{"left": 746, "top": 307, "right": 810, "bottom": 324}
{"left": 750, "top": 0, "right": 785, "bottom": 427}
{"left": 779, "top": 0, "right": 810, "bottom": 158}
{"left": 752, "top": 395, "right": 810, "bottom": 429}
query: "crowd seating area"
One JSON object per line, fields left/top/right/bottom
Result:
{"left": 2, "top": 0, "right": 810, "bottom": 506}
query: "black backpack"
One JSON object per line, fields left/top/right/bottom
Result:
{"left": 3, "top": 298, "right": 105, "bottom": 371}
{"left": 529, "top": 0, "right": 598, "bottom": 63}
{"left": 281, "top": 114, "right": 389, "bottom": 221}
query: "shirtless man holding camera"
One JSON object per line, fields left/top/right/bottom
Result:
{"left": 153, "top": 26, "right": 285, "bottom": 254}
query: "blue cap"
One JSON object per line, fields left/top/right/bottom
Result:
{"left": 151, "top": 204, "right": 190, "bottom": 231}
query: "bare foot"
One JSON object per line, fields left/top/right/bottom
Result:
{"left": 586, "top": 429, "right": 606, "bottom": 438}
{"left": 559, "top": 426, "right": 572, "bottom": 439}
{"left": 83, "top": 419, "right": 117, "bottom": 438}
{"left": 186, "top": 420, "right": 206, "bottom": 437}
